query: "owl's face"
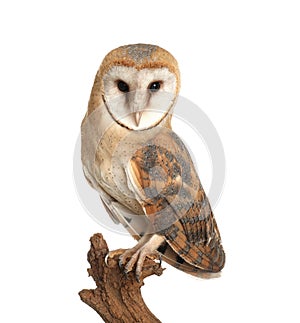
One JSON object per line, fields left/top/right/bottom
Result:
{"left": 102, "top": 66, "right": 177, "bottom": 130}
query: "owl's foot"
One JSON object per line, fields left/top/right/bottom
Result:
{"left": 122, "top": 249, "right": 160, "bottom": 282}
{"left": 119, "top": 234, "right": 164, "bottom": 282}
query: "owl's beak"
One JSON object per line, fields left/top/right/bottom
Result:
{"left": 130, "top": 91, "right": 148, "bottom": 127}
{"left": 135, "top": 112, "right": 142, "bottom": 126}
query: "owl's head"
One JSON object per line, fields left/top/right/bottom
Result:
{"left": 88, "top": 44, "right": 180, "bottom": 130}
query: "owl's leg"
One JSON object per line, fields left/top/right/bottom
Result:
{"left": 120, "top": 234, "right": 165, "bottom": 281}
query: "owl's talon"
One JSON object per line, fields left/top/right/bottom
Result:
{"left": 118, "top": 258, "right": 124, "bottom": 269}
{"left": 158, "top": 253, "right": 162, "bottom": 267}
{"left": 135, "top": 273, "right": 141, "bottom": 283}
{"left": 104, "top": 254, "right": 109, "bottom": 266}
{"left": 123, "top": 270, "right": 129, "bottom": 279}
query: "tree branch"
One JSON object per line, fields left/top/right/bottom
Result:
{"left": 79, "top": 233, "right": 163, "bottom": 323}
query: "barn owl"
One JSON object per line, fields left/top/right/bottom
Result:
{"left": 81, "top": 44, "right": 225, "bottom": 280}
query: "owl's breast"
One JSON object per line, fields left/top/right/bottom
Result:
{"left": 92, "top": 124, "right": 153, "bottom": 214}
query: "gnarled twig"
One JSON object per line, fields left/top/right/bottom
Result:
{"left": 79, "top": 233, "right": 163, "bottom": 323}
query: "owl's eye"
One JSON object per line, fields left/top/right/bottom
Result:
{"left": 149, "top": 81, "right": 161, "bottom": 92}
{"left": 117, "top": 80, "right": 129, "bottom": 93}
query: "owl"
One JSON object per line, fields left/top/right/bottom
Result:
{"left": 81, "top": 44, "right": 225, "bottom": 280}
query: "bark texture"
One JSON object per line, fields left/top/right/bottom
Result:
{"left": 79, "top": 233, "right": 163, "bottom": 323}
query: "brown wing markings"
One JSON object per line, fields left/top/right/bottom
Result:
{"left": 163, "top": 222, "right": 225, "bottom": 272}
{"left": 158, "top": 243, "right": 222, "bottom": 277}
{"left": 129, "top": 145, "right": 184, "bottom": 232}
{"left": 128, "top": 141, "right": 225, "bottom": 274}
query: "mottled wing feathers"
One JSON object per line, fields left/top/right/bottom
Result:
{"left": 127, "top": 133, "right": 225, "bottom": 273}
{"left": 128, "top": 144, "right": 183, "bottom": 233}
{"left": 163, "top": 221, "right": 225, "bottom": 272}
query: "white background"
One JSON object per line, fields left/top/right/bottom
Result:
{"left": 1, "top": 1, "right": 300, "bottom": 322}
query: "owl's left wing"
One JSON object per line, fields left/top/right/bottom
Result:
{"left": 127, "top": 141, "right": 225, "bottom": 273}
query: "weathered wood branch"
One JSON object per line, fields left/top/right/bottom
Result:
{"left": 79, "top": 233, "right": 164, "bottom": 323}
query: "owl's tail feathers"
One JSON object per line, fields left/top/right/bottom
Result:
{"left": 158, "top": 224, "right": 225, "bottom": 276}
